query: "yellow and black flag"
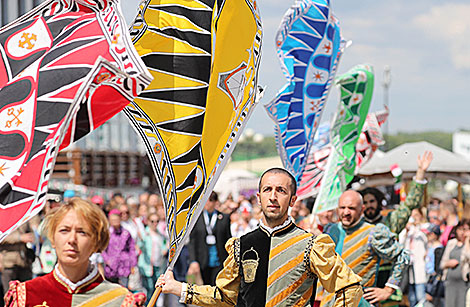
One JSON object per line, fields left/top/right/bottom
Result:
{"left": 125, "top": 0, "right": 262, "bottom": 266}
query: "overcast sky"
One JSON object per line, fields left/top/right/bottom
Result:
{"left": 121, "top": 0, "right": 470, "bottom": 136}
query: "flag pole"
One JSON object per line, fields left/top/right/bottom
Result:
{"left": 147, "top": 286, "right": 162, "bottom": 307}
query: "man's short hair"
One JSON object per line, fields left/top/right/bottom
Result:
{"left": 259, "top": 168, "right": 297, "bottom": 196}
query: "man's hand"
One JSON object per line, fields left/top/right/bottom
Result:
{"left": 187, "top": 261, "right": 200, "bottom": 276}
{"left": 363, "top": 286, "right": 394, "bottom": 304}
{"left": 157, "top": 270, "right": 183, "bottom": 296}
{"left": 416, "top": 151, "right": 433, "bottom": 181}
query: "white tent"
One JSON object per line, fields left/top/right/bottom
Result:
{"left": 358, "top": 141, "right": 470, "bottom": 185}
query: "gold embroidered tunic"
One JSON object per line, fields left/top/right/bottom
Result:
{"left": 4, "top": 268, "right": 135, "bottom": 307}
{"left": 183, "top": 220, "right": 362, "bottom": 307}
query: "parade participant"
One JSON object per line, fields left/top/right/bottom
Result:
{"left": 358, "top": 150, "right": 432, "bottom": 296}
{"left": 322, "top": 190, "right": 409, "bottom": 307}
{"left": 359, "top": 150, "right": 433, "bottom": 234}
{"left": 4, "top": 198, "right": 136, "bottom": 307}
{"left": 158, "top": 168, "right": 363, "bottom": 307}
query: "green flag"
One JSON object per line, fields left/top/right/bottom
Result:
{"left": 314, "top": 64, "right": 374, "bottom": 213}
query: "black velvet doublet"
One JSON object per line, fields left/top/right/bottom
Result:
{"left": 236, "top": 222, "right": 317, "bottom": 307}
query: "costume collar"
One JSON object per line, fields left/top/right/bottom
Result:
{"left": 364, "top": 214, "right": 383, "bottom": 225}
{"left": 54, "top": 263, "right": 98, "bottom": 293}
{"left": 259, "top": 216, "right": 294, "bottom": 236}
{"left": 341, "top": 217, "right": 365, "bottom": 234}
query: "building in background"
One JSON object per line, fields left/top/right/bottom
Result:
{"left": 1, "top": 0, "right": 44, "bottom": 26}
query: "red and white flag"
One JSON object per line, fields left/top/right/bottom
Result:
{"left": 0, "top": 0, "right": 152, "bottom": 242}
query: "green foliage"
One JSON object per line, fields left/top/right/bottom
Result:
{"left": 231, "top": 131, "right": 452, "bottom": 162}
{"left": 383, "top": 131, "right": 452, "bottom": 151}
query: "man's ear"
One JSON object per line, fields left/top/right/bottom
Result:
{"left": 290, "top": 195, "right": 297, "bottom": 207}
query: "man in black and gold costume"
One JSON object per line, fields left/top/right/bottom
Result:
{"left": 158, "top": 168, "right": 363, "bottom": 307}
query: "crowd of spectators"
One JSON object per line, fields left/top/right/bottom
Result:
{"left": 1, "top": 186, "right": 470, "bottom": 306}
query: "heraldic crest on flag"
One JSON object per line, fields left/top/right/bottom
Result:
{"left": 126, "top": 0, "right": 262, "bottom": 266}
{"left": 265, "top": 0, "right": 343, "bottom": 182}
{"left": 314, "top": 64, "right": 374, "bottom": 213}
{"left": 0, "top": 0, "right": 152, "bottom": 242}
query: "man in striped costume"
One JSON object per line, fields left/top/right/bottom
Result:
{"left": 159, "top": 168, "right": 363, "bottom": 306}
{"left": 322, "top": 190, "right": 409, "bottom": 307}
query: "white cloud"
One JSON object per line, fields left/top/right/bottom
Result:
{"left": 413, "top": 4, "right": 470, "bottom": 69}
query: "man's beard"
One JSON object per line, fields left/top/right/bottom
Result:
{"left": 263, "top": 209, "right": 288, "bottom": 224}
{"left": 364, "top": 206, "right": 381, "bottom": 221}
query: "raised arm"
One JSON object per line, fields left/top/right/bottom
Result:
{"left": 385, "top": 151, "right": 433, "bottom": 234}
{"left": 415, "top": 151, "right": 433, "bottom": 181}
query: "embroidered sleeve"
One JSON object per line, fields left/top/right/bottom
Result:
{"left": 309, "top": 234, "right": 362, "bottom": 296}
{"left": 384, "top": 180, "right": 425, "bottom": 234}
{"left": 186, "top": 237, "right": 240, "bottom": 307}
{"left": 370, "top": 223, "right": 410, "bottom": 288}
{"left": 4, "top": 280, "right": 25, "bottom": 307}
{"left": 120, "top": 290, "right": 136, "bottom": 307}
{"left": 131, "top": 292, "right": 146, "bottom": 306}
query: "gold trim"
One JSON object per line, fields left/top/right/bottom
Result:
{"left": 52, "top": 268, "right": 100, "bottom": 294}
{"left": 241, "top": 247, "right": 259, "bottom": 283}
{"left": 271, "top": 220, "right": 293, "bottom": 236}
{"left": 18, "top": 282, "right": 26, "bottom": 307}
{"left": 52, "top": 270, "right": 73, "bottom": 294}
{"left": 76, "top": 287, "right": 128, "bottom": 307}
{"left": 259, "top": 225, "right": 271, "bottom": 236}
{"left": 75, "top": 273, "right": 100, "bottom": 293}
{"left": 259, "top": 220, "right": 294, "bottom": 237}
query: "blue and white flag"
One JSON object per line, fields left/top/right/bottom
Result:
{"left": 265, "top": 0, "right": 343, "bottom": 182}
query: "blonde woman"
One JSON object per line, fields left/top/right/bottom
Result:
{"left": 5, "top": 198, "right": 137, "bottom": 307}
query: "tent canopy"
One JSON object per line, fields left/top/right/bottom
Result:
{"left": 358, "top": 141, "right": 470, "bottom": 185}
